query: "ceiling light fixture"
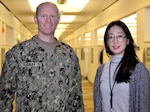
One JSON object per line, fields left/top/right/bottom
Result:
{"left": 60, "top": 15, "right": 76, "bottom": 23}
{"left": 28, "top": 0, "right": 89, "bottom": 12}
{"left": 57, "top": 0, "right": 67, "bottom": 4}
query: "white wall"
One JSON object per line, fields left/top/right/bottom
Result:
{"left": 0, "top": 3, "right": 32, "bottom": 73}
{"left": 62, "top": 0, "right": 150, "bottom": 84}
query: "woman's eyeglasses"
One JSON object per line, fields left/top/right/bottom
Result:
{"left": 107, "top": 35, "right": 126, "bottom": 43}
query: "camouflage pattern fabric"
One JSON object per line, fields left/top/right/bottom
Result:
{"left": 0, "top": 36, "right": 84, "bottom": 112}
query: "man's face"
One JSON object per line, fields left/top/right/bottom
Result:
{"left": 34, "top": 3, "right": 60, "bottom": 35}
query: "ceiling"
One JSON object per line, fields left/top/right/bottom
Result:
{"left": 0, "top": 0, "right": 119, "bottom": 39}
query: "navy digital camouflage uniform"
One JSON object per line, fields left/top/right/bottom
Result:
{"left": 0, "top": 36, "right": 84, "bottom": 112}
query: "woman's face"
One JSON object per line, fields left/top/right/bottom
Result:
{"left": 106, "top": 25, "right": 129, "bottom": 56}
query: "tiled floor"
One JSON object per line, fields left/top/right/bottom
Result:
{"left": 82, "top": 78, "right": 94, "bottom": 112}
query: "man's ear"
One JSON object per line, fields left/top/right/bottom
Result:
{"left": 34, "top": 15, "right": 37, "bottom": 24}
{"left": 57, "top": 16, "right": 60, "bottom": 24}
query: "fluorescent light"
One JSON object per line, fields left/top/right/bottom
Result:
{"left": 78, "top": 37, "right": 81, "bottom": 40}
{"left": 66, "top": 0, "right": 89, "bottom": 11}
{"left": 56, "top": 29, "right": 66, "bottom": 33}
{"left": 55, "top": 29, "right": 66, "bottom": 38}
{"left": 28, "top": 0, "right": 56, "bottom": 12}
{"left": 57, "top": 24, "right": 69, "bottom": 29}
{"left": 60, "top": 15, "right": 76, "bottom": 23}
{"left": 28, "top": 0, "right": 89, "bottom": 12}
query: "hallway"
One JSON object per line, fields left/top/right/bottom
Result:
{"left": 82, "top": 78, "right": 94, "bottom": 112}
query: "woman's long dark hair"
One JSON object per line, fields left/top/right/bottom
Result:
{"left": 104, "top": 20, "right": 139, "bottom": 83}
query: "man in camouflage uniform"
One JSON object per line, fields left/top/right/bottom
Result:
{"left": 0, "top": 2, "right": 84, "bottom": 112}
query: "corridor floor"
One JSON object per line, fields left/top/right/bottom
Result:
{"left": 82, "top": 78, "right": 94, "bottom": 112}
